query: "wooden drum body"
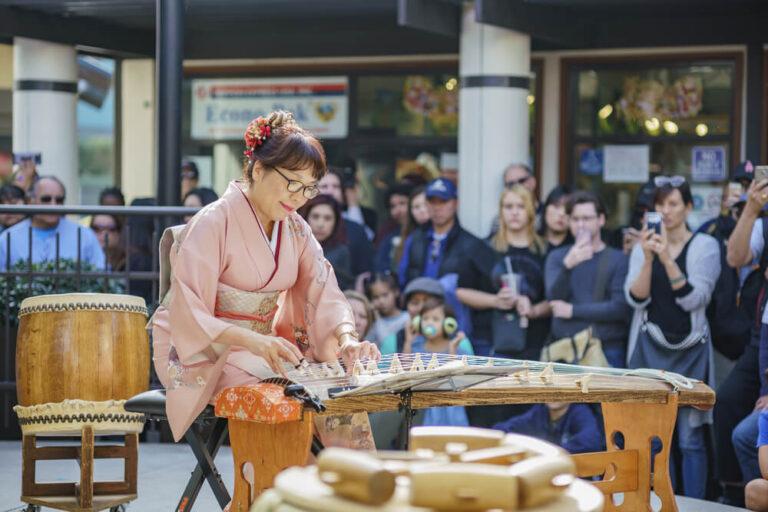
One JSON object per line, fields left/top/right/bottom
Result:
{"left": 16, "top": 293, "right": 150, "bottom": 406}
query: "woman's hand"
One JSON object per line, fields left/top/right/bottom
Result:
{"left": 340, "top": 340, "right": 380, "bottom": 368}
{"left": 494, "top": 287, "right": 518, "bottom": 310}
{"left": 650, "top": 229, "right": 671, "bottom": 264}
{"left": 245, "top": 333, "right": 303, "bottom": 376}
{"left": 639, "top": 228, "right": 655, "bottom": 260}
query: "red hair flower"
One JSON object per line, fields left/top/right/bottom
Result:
{"left": 243, "top": 116, "right": 274, "bottom": 159}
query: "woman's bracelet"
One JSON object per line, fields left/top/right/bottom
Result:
{"left": 335, "top": 321, "right": 360, "bottom": 350}
{"left": 338, "top": 331, "right": 360, "bottom": 349}
{"left": 669, "top": 275, "right": 686, "bottom": 286}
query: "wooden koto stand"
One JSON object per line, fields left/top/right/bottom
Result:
{"left": 215, "top": 368, "right": 715, "bottom": 512}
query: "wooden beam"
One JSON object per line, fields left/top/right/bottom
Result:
{"left": 397, "top": 0, "right": 460, "bottom": 38}
{"left": 0, "top": 6, "right": 153, "bottom": 57}
{"left": 475, "top": 0, "right": 590, "bottom": 48}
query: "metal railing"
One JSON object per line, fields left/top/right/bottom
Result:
{"left": 0, "top": 204, "right": 198, "bottom": 438}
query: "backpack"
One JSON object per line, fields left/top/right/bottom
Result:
{"left": 707, "top": 219, "right": 768, "bottom": 360}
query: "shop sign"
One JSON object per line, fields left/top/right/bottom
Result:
{"left": 692, "top": 146, "right": 727, "bottom": 182}
{"left": 603, "top": 145, "right": 649, "bottom": 183}
{"left": 579, "top": 148, "right": 603, "bottom": 176}
{"left": 191, "top": 77, "right": 348, "bottom": 140}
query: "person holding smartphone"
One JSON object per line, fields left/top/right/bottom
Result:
{"left": 720, "top": 171, "right": 768, "bottom": 503}
{"left": 625, "top": 176, "right": 720, "bottom": 499}
{"left": 544, "top": 191, "right": 630, "bottom": 368}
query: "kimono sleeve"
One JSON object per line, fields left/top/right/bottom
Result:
{"left": 168, "top": 210, "right": 233, "bottom": 364}
{"left": 278, "top": 216, "right": 354, "bottom": 363}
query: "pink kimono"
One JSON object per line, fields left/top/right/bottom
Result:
{"left": 152, "top": 181, "right": 355, "bottom": 441}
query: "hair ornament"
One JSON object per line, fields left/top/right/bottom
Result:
{"left": 243, "top": 116, "right": 274, "bottom": 160}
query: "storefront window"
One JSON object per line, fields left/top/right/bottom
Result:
{"left": 564, "top": 56, "right": 741, "bottom": 228}
{"left": 77, "top": 55, "right": 117, "bottom": 204}
{"left": 357, "top": 74, "right": 458, "bottom": 137}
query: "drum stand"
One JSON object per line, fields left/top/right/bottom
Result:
{"left": 21, "top": 426, "right": 137, "bottom": 512}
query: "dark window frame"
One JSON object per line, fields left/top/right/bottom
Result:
{"left": 558, "top": 52, "right": 744, "bottom": 185}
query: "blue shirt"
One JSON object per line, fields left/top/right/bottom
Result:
{"left": 0, "top": 217, "right": 105, "bottom": 270}
{"left": 409, "top": 335, "right": 473, "bottom": 428}
{"left": 758, "top": 410, "right": 768, "bottom": 448}
{"left": 493, "top": 403, "right": 604, "bottom": 454}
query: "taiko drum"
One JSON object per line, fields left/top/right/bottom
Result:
{"left": 16, "top": 293, "right": 150, "bottom": 406}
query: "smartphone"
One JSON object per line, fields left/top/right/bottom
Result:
{"left": 12, "top": 152, "right": 41, "bottom": 165}
{"left": 646, "top": 212, "right": 663, "bottom": 235}
{"left": 756, "top": 166, "right": 768, "bottom": 183}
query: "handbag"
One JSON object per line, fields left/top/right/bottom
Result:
{"left": 492, "top": 309, "right": 527, "bottom": 353}
{"left": 540, "top": 327, "right": 610, "bottom": 367}
{"left": 540, "top": 249, "right": 613, "bottom": 367}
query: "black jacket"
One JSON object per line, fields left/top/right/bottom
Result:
{"left": 402, "top": 220, "right": 496, "bottom": 340}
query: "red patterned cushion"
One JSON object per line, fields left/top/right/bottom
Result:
{"left": 214, "top": 383, "right": 303, "bottom": 424}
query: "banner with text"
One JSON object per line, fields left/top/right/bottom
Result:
{"left": 191, "top": 77, "right": 348, "bottom": 140}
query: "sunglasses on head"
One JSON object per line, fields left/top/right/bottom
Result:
{"left": 505, "top": 176, "right": 531, "bottom": 188}
{"left": 39, "top": 195, "right": 65, "bottom": 204}
{"left": 654, "top": 175, "right": 686, "bottom": 188}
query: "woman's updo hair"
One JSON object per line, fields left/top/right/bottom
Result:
{"left": 242, "top": 110, "right": 327, "bottom": 183}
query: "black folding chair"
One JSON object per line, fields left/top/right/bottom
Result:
{"left": 125, "top": 389, "right": 231, "bottom": 511}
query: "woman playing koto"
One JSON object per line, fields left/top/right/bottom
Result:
{"left": 151, "top": 111, "right": 380, "bottom": 443}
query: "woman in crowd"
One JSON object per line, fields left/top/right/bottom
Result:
{"left": 183, "top": 187, "right": 219, "bottom": 223}
{"left": 298, "top": 194, "right": 354, "bottom": 290}
{"left": 538, "top": 185, "right": 572, "bottom": 252}
{"left": 391, "top": 186, "right": 429, "bottom": 272}
{"left": 151, "top": 110, "right": 378, "bottom": 445}
{"left": 90, "top": 214, "right": 125, "bottom": 271}
{"left": 625, "top": 177, "right": 720, "bottom": 499}
{"left": 344, "top": 290, "right": 376, "bottom": 341}
{"left": 457, "top": 184, "right": 551, "bottom": 360}
{"left": 0, "top": 184, "right": 26, "bottom": 232}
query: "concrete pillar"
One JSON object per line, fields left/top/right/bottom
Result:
{"left": 120, "top": 59, "right": 156, "bottom": 203}
{"left": 458, "top": 3, "right": 531, "bottom": 236}
{"left": 213, "top": 143, "right": 242, "bottom": 194}
{"left": 13, "top": 37, "right": 78, "bottom": 203}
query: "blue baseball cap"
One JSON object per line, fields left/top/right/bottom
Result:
{"left": 425, "top": 178, "right": 457, "bottom": 201}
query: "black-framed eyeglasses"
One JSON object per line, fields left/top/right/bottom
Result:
{"left": 654, "top": 175, "right": 686, "bottom": 188}
{"left": 271, "top": 167, "right": 320, "bottom": 199}
{"left": 39, "top": 195, "right": 65, "bottom": 204}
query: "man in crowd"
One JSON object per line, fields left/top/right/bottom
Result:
{"left": 719, "top": 173, "right": 768, "bottom": 505}
{"left": 503, "top": 163, "right": 537, "bottom": 198}
{"left": 398, "top": 177, "right": 496, "bottom": 354}
{"left": 545, "top": 191, "right": 630, "bottom": 367}
{"left": 0, "top": 176, "right": 104, "bottom": 270}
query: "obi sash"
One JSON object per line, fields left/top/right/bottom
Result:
{"left": 167, "top": 283, "right": 282, "bottom": 389}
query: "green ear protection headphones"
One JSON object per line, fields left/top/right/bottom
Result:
{"left": 411, "top": 314, "right": 458, "bottom": 337}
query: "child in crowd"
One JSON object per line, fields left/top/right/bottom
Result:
{"left": 365, "top": 273, "right": 409, "bottom": 346}
{"left": 343, "top": 290, "right": 375, "bottom": 340}
{"left": 379, "top": 277, "right": 446, "bottom": 354}
{"left": 492, "top": 401, "right": 603, "bottom": 454}
{"left": 384, "top": 297, "right": 473, "bottom": 427}
{"left": 372, "top": 277, "right": 469, "bottom": 446}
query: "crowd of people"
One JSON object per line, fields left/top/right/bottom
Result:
{"left": 4, "top": 155, "right": 768, "bottom": 506}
